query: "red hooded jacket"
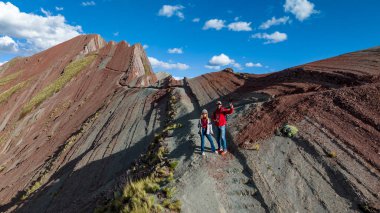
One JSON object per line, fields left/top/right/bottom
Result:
{"left": 212, "top": 107, "right": 234, "bottom": 127}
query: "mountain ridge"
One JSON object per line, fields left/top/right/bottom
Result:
{"left": 0, "top": 34, "right": 379, "bottom": 212}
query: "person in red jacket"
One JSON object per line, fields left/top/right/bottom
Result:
{"left": 212, "top": 100, "right": 234, "bottom": 155}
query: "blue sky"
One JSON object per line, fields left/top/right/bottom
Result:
{"left": 0, "top": 0, "right": 379, "bottom": 78}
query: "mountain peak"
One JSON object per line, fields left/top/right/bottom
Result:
{"left": 0, "top": 36, "right": 379, "bottom": 213}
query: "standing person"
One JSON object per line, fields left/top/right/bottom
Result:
{"left": 212, "top": 101, "right": 234, "bottom": 155}
{"left": 198, "top": 109, "right": 217, "bottom": 156}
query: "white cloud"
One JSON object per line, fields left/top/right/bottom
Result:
{"left": 232, "top": 62, "right": 242, "bottom": 70}
{"left": 205, "top": 65, "right": 221, "bottom": 70}
{"left": 172, "top": 76, "right": 184, "bottom": 80}
{"left": 148, "top": 57, "right": 189, "bottom": 70}
{"left": 0, "top": 2, "right": 82, "bottom": 53}
{"left": 207, "top": 54, "right": 243, "bottom": 70}
{"left": 252, "top": 31, "right": 288, "bottom": 44}
{"left": 208, "top": 53, "right": 234, "bottom": 66}
{"left": 143, "top": 44, "right": 149, "bottom": 49}
{"left": 245, "top": 62, "right": 263, "bottom": 67}
{"left": 192, "top": 18, "right": 200, "bottom": 22}
{"left": 0, "top": 36, "right": 18, "bottom": 52}
{"left": 113, "top": 32, "right": 119, "bottom": 36}
{"left": 0, "top": 61, "right": 8, "bottom": 66}
{"left": 81, "top": 1, "right": 96, "bottom": 7}
{"left": 168, "top": 48, "right": 183, "bottom": 54}
{"left": 234, "top": 17, "right": 240, "bottom": 21}
{"left": 158, "top": 5, "right": 184, "bottom": 20}
{"left": 40, "top": 8, "right": 51, "bottom": 16}
{"left": 284, "top": 0, "right": 317, "bottom": 21}
{"left": 203, "top": 19, "right": 225, "bottom": 30}
{"left": 227, "top": 21, "right": 252, "bottom": 31}
{"left": 55, "top": 6, "right": 64, "bottom": 11}
{"left": 259, "top": 16, "right": 290, "bottom": 29}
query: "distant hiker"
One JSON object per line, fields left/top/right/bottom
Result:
{"left": 198, "top": 109, "right": 217, "bottom": 156}
{"left": 212, "top": 101, "right": 234, "bottom": 155}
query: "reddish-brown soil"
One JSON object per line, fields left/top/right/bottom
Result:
{"left": 0, "top": 34, "right": 158, "bottom": 212}
{"left": 186, "top": 48, "right": 380, "bottom": 171}
{"left": 0, "top": 34, "right": 378, "bottom": 212}
{"left": 183, "top": 48, "right": 379, "bottom": 211}
{"left": 235, "top": 48, "right": 380, "bottom": 170}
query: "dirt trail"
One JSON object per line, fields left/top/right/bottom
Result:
{"left": 165, "top": 85, "right": 268, "bottom": 213}
{"left": 0, "top": 35, "right": 379, "bottom": 212}
{"left": 166, "top": 68, "right": 379, "bottom": 213}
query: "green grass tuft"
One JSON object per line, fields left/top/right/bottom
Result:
{"left": 167, "top": 172, "right": 174, "bottom": 182}
{"left": 0, "top": 81, "right": 28, "bottom": 105}
{"left": 95, "top": 171, "right": 175, "bottom": 212}
{"left": 21, "top": 180, "right": 42, "bottom": 200}
{"left": 0, "top": 134, "right": 6, "bottom": 145}
{"left": 163, "top": 187, "right": 176, "bottom": 199}
{"left": 168, "top": 200, "right": 182, "bottom": 212}
{"left": 156, "top": 146, "right": 169, "bottom": 160}
{"left": 96, "top": 177, "right": 158, "bottom": 212}
{"left": 169, "top": 160, "right": 179, "bottom": 170}
{"left": 328, "top": 151, "right": 337, "bottom": 158}
{"left": 163, "top": 123, "right": 183, "bottom": 132}
{"left": 154, "top": 204, "right": 164, "bottom": 212}
{"left": 162, "top": 199, "right": 171, "bottom": 208}
{"left": 20, "top": 55, "right": 96, "bottom": 118}
{"left": 157, "top": 166, "right": 169, "bottom": 177}
{"left": 252, "top": 144, "right": 260, "bottom": 151}
{"left": 281, "top": 124, "right": 299, "bottom": 138}
{"left": 0, "top": 165, "right": 5, "bottom": 173}
{"left": 144, "top": 180, "right": 160, "bottom": 193}
{"left": 0, "top": 70, "right": 22, "bottom": 86}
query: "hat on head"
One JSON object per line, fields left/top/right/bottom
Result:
{"left": 216, "top": 101, "right": 222, "bottom": 105}
{"left": 202, "top": 109, "right": 208, "bottom": 114}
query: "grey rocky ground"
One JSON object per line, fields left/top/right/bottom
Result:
{"left": 7, "top": 77, "right": 378, "bottom": 213}
{"left": 164, "top": 82, "right": 378, "bottom": 213}
{"left": 1, "top": 36, "right": 379, "bottom": 213}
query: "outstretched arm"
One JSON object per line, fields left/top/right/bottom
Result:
{"left": 223, "top": 104, "right": 234, "bottom": 114}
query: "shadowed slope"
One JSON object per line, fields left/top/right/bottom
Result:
{"left": 0, "top": 34, "right": 158, "bottom": 212}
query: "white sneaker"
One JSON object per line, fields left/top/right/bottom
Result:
{"left": 201, "top": 152, "right": 205, "bottom": 156}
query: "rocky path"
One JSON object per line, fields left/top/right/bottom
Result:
{"left": 165, "top": 86, "right": 267, "bottom": 213}
{"left": 165, "top": 78, "right": 379, "bottom": 213}
{"left": 1, "top": 35, "right": 379, "bottom": 212}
